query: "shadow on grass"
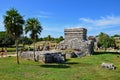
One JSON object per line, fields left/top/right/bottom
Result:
{"left": 93, "top": 52, "right": 120, "bottom": 55}
{"left": 40, "top": 60, "right": 80, "bottom": 68}
{"left": 66, "top": 59, "right": 71, "bottom": 62}
{"left": 65, "top": 62, "right": 79, "bottom": 65}
{"left": 40, "top": 64, "right": 70, "bottom": 68}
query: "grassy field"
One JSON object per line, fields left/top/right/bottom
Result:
{"left": 0, "top": 52, "right": 120, "bottom": 80}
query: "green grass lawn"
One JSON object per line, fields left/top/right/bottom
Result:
{"left": 0, "top": 52, "right": 120, "bottom": 80}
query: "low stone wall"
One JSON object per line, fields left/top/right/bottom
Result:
{"left": 20, "top": 51, "right": 66, "bottom": 63}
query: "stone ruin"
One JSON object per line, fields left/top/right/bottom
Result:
{"left": 20, "top": 51, "right": 66, "bottom": 63}
{"left": 58, "top": 28, "right": 94, "bottom": 57}
{"left": 20, "top": 28, "right": 94, "bottom": 63}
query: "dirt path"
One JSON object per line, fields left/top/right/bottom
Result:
{"left": 0, "top": 54, "right": 17, "bottom": 58}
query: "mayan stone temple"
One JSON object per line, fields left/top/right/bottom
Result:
{"left": 20, "top": 28, "right": 94, "bottom": 63}
{"left": 59, "top": 28, "right": 94, "bottom": 56}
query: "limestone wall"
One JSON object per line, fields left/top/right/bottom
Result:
{"left": 59, "top": 28, "right": 94, "bottom": 55}
{"left": 64, "top": 28, "right": 87, "bottom": 41}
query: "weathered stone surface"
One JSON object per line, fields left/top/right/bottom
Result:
{"left": 70, "top": 52, "right": 78, "bottom": 58}
{"left": 20, "top": 51, "right": 66, "bottom": 63}
{"left": 64, "top": 28, "right": 87, "bottom": 41}
{"left": 101, "top": 62, "right": 116, "bottom": 70}
{"left": 58, "top": 28, "right": 94, "bottom": 56}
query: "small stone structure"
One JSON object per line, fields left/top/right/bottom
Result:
{"left": 20, "top": 51, "right": 66, "bottom": 63}
{"left": 58, "top": 28, "right": 94, "bottom": 56}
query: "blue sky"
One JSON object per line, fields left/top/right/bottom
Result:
{"left": 0, "top": 0, "right": 120, "bottom": 37}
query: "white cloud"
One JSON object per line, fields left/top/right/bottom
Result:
{"left": 106, "top": 29, "right": 120, "bottom": 36}
{"left": 79, "top": 18, "right": 94, "bottom": 23}
{"left": 26, "top": 11, "right": 53, "bottom": 19}
{"left": 37, "top": 15, "right": 51, "bottom": 18}
{"left": 79, "top": 15, "right": 120, "bottom": 26}
{"left": 37, "top": 11, "right": 53, "bottom": 18}
{"left": 39, "top": 11, "right": 52, "bottom": 15}
{"left": 43, "top": 26, "right": 63, "bottom": 33}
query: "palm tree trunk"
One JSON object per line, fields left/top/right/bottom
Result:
{"left": 33, "top": 41, "right": 36, "bottom": 61}
{"left": 16, "top": 40, "right": 19, "bottom": 64}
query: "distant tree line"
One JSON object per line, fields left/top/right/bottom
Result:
{"left": 112, "top": 34, "right": 120, "bottom": 37}
{"left": 38, "top": 35, "right": 64, "bottom": 43}
{"left": 0, "top": 31, "right": 64, "bottom": 47}
{"left": 0, "top": 31, "right": 15, "bottom": 47}
{"left": 18, "top": 35, "right": 64, "bottom": 45}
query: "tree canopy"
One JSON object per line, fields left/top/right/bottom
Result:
{"left": 97, "top": 32, "right": 115, "bottom": 49}
{"left": 25, "top": 18, "right": 43, "bottom": 40}
{"left": 112, "top": 34, "right": 120, "bottom": 37}
{"left": 3, "top": 8, "right": 25, "bottom": 39}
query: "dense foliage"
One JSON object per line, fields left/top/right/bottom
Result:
{"left": 112, "top": 34, "right": 120, "bottom": 37}
{"left": 0, "top": 31, "right": 15, "bottom": 47}
{"left": 39, "top": 35, "right": 64, "bottom": 43}
{"left": 19, "top": 36, "right": 33, "bottom": 45}
{"left": 97, "top": 32, "right": 116, "bottom": 49}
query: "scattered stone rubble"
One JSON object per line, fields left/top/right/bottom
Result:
{"left": 101, "top": 62, "right": 116, "bottom": 70}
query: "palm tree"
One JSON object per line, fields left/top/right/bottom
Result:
{"left": 3, "top": 8, "right": 25, "bottom": 64}
{"left": 25, "top": 18, "right": 43, "bottom": 61}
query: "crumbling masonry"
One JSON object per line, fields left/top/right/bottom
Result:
{"left": 59, "top": 28, "right": 94, "bottom": 56}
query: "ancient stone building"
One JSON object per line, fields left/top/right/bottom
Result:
{"left": 64, "top": 28, "right": 87, "bottom": 41}
{"left": 59, "top": 28, "right": 94, "bottom": 56}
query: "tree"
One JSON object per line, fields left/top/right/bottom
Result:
{"left": 0, "top": 31, "right": 6, "bottom": 39}
{"left": 19, "top": 36, "right": 32, "bottom": 47}
{"left": 2, "top": 36, "right": 15, "bottom": 46}
{"left": 55, "top": 36, "right": 64, "bottom": 43}
{"left": 47, "top": 35, "right": 51, "bottom": 41}
{"left": 109, "top": 37, "right": 116, "bottom": 48}
{"left": 25, "top": 18, "right": 43, "bottom": 61}
{"left": 97, "top": 32, "right": 115, "bottom": 50}
{"left": 0, "top": 31, "right": 15, "bottom": 47}
{"left": 3, "top": 8, "right": 25, "bottom": 64}
{"left": 0, "top": 31, "right": 6, "bottom": 47}
{"left": 59, "top": 36, "right": 64, "bottom": 41}
{"left": 113, "top": 34, "right": 120, "bottom": 37}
